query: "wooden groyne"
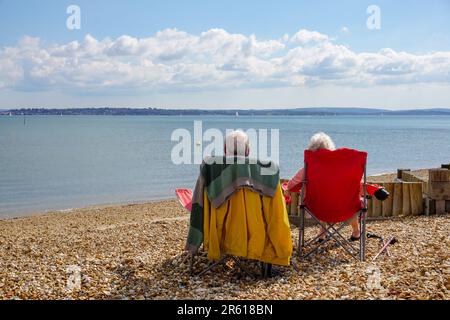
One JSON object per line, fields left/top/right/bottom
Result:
{"left": 284, "top": 166, "right": 450, "bottom": 220}
{"left": 367, "top": 182, "right": 423, "bottom": 217}
{"left": 425, "top": 168, "right": 450, "bottom": 215}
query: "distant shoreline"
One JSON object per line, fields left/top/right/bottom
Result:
{"left": 2, "top": 107, "right": 450, "bottom": 116}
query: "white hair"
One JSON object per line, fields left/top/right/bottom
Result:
{"left": 307, "top": 132, "right": 336, "bottom": 151}
{"left": 224, "top": 130, "right": 250, "bottom": 156}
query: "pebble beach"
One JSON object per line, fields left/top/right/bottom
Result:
{"left": 0, "top": 197, "right": 448, "bottom": 300}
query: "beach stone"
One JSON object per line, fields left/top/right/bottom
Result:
{"left": 0, "top": 199, "right": 448, "bottom": 300}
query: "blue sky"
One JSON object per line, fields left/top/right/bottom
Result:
{"left": 1, "top": 0, "right": 450, "bottom": 52}
{"left": 1, "top": 0, "right": 450, "bottom": 109}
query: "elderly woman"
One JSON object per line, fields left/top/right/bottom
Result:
{"left": 287, "top": 132, "right": 361, "bottom": 242}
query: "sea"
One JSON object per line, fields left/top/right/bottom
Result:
{"left": 1, "top": 115, "right": 449, "bottom": 218}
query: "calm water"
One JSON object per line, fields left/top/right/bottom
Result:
{"left": 1, "top": 115, "right": 449, "bottom": 218}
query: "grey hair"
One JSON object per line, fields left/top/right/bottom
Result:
{"left": 224, "top": 130, "right": 250, "bottom": 156}
{"left": 307, "top": 132, "right": 336, "bottom": 151}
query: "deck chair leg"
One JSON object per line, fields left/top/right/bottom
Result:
{"left": 306, "top": 211, "right": 359, "bottom": 260}
{"left": 197, "top": 256, "right": 227, "bottom": 277}
{"left": 196, "top": 256, "right": 256, "bottom": 278}
{"left": 359, "top": 211, "right": 366, "bottom": 262}
{"left": 266, "top": 264, "right": 272, "bottom": 278}
{"left": 302, "top": 222, "right": 351, "bottom": 259}
{"left": 260, "top": 263, "right": 270, "bottom": 279}
{"left": 326, "top": 223, "right": 358, "bottom": 254}
{"left": 361, "top": 165, "right": 368, "bottom": 262}
{"left": 298, "top": 207, "right": 305, "bottom": 257}
{"left": 231, "top": 256, "right": 257, "bottom": 279}
{"left": 188, "top": 253, "right": 195, "bottom": 276}
{"left": 262, "top": 263, "right": 273, "bottom": 279}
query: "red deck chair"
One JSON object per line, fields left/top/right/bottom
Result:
{"left": 298, "top": 148, "right": 368, "bottom": 261}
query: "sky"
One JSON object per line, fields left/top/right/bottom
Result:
{"left": 0, "top": 0, "right": 450, "bottom": 109}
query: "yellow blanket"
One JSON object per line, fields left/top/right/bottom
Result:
{"left": 203, "top": 183, "right": 292, "bottom": 266}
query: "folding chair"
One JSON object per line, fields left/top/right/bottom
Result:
{"left": 183, "top": 187, "right": 291, "bottom": 278}
{"left": 297, "top": 148, "right": 368, "bottom": 261}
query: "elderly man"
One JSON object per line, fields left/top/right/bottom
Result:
{"left": 185, "top": 130, "right": 292, "bottom": 276}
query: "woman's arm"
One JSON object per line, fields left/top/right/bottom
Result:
{"left": 287, "top": 167, "right": 304, "bottom": 193}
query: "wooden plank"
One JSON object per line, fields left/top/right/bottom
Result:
{"left": 425, "top": 197, "right": 432, "bottom": 215}
{"left": 367, "top": 197, "right": 373, "bottom": 217}
{"left": 429, "top": 169, "right": 450, "bottom": 182}
{"left": 428, "top": 181, "right": 450, "bottom": 200}
{"left": 290, "top": 192, "right": 299, "bottom": 216}
{"left": 402, "top": 171, "right": 428, "bottom": 192}
{"left": 402, "top": 171, "right": 423, "bottom": 183}
{"left": 429, "top": 198, "right": 436, "bottom": 215}
{"left": 372, "top": 198, "right": 382, "bottom": 218}
{"left": 381, "top": 183, "right": 394, "bottom": 217}
{"left": 392, "top": 183, "right": 403, "bottom": 216}
{"left": 409, "top": 183, "right": 423, "bottom": 215}
{"left": 398, "top": 168, "right": 411, "bottom": 180}
{"left": 402, "top": 183, "right": 411, "bottom": 216}
{"left": 436, "top": 200, "right": 446, "bottom": 215}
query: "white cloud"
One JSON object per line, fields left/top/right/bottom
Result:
{"left": 290, "top": 29, "right": 329, "bottom": 44}
{"left": 1, "top": 28, "right": 450, "bottom": 94}
{"left": 0, "top": 56, "right": 23, "bottom": 89}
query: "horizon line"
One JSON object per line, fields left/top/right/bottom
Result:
{"left": 2, "top": 106, "right": 450, "bottom": 111}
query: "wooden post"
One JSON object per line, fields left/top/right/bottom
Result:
{"left": 372, "top": 198, "right": 382, "bottom": 217}
{"left": 381, "top": 183, "right": 394, "bottom": 217}
{"left": 409, "top": 183, "right": 423, "bottom": 215}
{"left": 425, "top": 197, "right": 431, "bottom": 215}
{"left": 436, "top": 200, "right": 446, "bottom": 215}
{"left": 397, "top": 168, "right": 411, "bottom": 180}
{"left": 392, "top": 183, "right": 403, "bottom": 216}
{"left": 429, "top": 169, "right": 450, "bottom": 182}
{"left": 367, "top": 197, "right": 373, "bottom": 217}
{"left": 426, "top": 198, "right": 436, "bottom": 215}
{"left": 402, "top": 183, "right": 411, "bottom": 216}
{"left": 428, "top": 169, "right": 450, "bottom": 201}
{"left": 402, "top": 171, "right": 428, "bottom": 192}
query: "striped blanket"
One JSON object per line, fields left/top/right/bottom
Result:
{"left": 186, "top": 156, "right": 280, "bottom": 253}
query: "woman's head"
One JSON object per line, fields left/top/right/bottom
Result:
{"left": 307, "top": 132, "right": 336, "bottom": 151}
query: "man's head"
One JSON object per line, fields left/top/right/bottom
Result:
{"left": 224, "top": 130, "right": 250, "bottom": 157}
{"left": 307, "top": 132, "right": 336, "bottom": 151}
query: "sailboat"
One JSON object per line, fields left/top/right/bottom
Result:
{"left": 235, "top": 111, "right": 239, "bottom": 117}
